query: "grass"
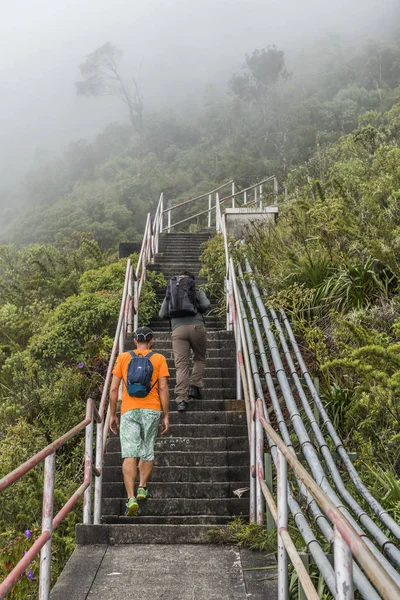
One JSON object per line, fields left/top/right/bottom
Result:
{"left": 207, "top": 517, "right": 276, "bottom": 552}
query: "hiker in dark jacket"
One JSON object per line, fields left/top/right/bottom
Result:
{"left": 159, "top": 271, "right": 210, "bottom": 412}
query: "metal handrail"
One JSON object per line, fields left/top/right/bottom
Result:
{"left": 164, "top": 177, "right": 278, "bottom": 232}
{"left": 94, "top": 259, "right": 134, "bottom": 523}
{"left": 0, "top": 255, "right": 135, "bottom": 599}
{"left": 163, "top": 180, "right": 234, "bottom": 213}
{"left": 268, "top": 306, "right": 400, "bottom": 566}
{"left": 234, "top": 255, "right": 400, "bottom": 597}
{"left": 121, "top": 181, "right": 400, "bottom": 598}
{"left": 219, "top": 175, "right": 278, "bottom": 206}
{"left": 243, "top": 264, "right": 400, "bottom": 580}
{"left": 0, "top": 399, "right": 101, "bottom": 599}
{"left": 4, "top": 175, "right": 396, "bottom": 599}
{"left": 279, "top": 308, "right": 400, "bottom": 541}
{"left": 221, "top": 252, "right": 323, "bottom": 598}
{"left": 257, "top": 401, "right": 400, "bottom": 600}
{"left": 211, "top": 198, "right": 327, "bottom": 598}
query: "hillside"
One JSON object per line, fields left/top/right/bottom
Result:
{"left": 1, "top": 32, "right": 400, "bottom": 597}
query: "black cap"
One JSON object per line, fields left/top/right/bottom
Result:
{"left": 133, "top": 326, "right": 154, "bottom": 342}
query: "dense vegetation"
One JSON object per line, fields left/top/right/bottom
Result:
{"left": 201, "top": 98, "right": 400, "bottom": 526}
{"left": 0, "top": 243, "right": 162, "bottom": 596}
{"left": 1, "top": 29, "right": 400, "bottom": 597}
{"left": 2, "top": 36, "right": 400, "bottom": 246}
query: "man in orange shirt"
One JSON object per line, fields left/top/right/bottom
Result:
{"left": 109, "top": 327, "right": 170, "bottom": 516}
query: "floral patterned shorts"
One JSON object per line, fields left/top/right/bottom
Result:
{"left": 120, "top": 409, "right": 161, "bottom": 461}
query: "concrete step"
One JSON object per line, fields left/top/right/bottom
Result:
{"left": 107, "top": 435, "right": 248, "bottom": 453}
{"left": 158, "top": 238, "right": 209, "bottom": 244}
{"left": 151, "top": 314, "right": 220, "bottom": 324}
{"left": 154, "top": 255, "right": 201, "bottom": 260}
{"left": 126, "top": 354, "right": 235, "bottom": 365}
{"left": 154, "top": 261, "right": 203, "bottom": 267}
{"left": 114, "top": 423, "right": 248, "bottom": 438}
{"left": 150, "top": 330, "right": 234, "bottom": 341}
{"left": 168, "top": 377, "right": 223, "bottom": 388}
{"left": 76, "top": 523, "right": 228, "bottom": 545}
{"left": 102, "top": 497, "right": 249, "bottom": 517}
{"left": 111, "top": 410, "right": 246, "bottom": 428}
{"left": 159, "top": 233, "right": 211, "bottom": 237}
{"left": 149, "top": 324, "right": 223, "bottom": 331}
{"left": 102, "top": 480, "right": 249, "bottom": 499}
{"left": 100, "top": 515, "right": 238, "bottom": 525}
{"left": 127, "top": 342, "right": 236, "bottom": 358}
{"left": 158, "top": 237, "right": 207, "bottom": 246}
{"left": 150, "top": 320, "right": 221, "bottom": 325}
{"left": 104, "top": 451, "right": 249, "bottom": 468}
{"left": 164, "top": 411, "right": 247, "bottom": 425}
{"left": 125, "top": 344, "right": 236, "bottom": 354}
{"left": 149, "top": 344, "right": 235, "bottom": 355}
{"left": 170, "top": 387, "right": 236, "bottom": 399}
{"left": 167, "top": 399, "right": 244, "bottom": 411}
{"left": 102, "top": 464, "right": 249, "bottom": 482}
{"left": 149, "top": 268, "right": 205, "bottom": 278}
{"left": 152, "top": 277, "right": 207, "bottom": 284}
{"left": 165, "top": 359, "right": 237, "bottom": 371}
{"left": 152, "top": 265, "right": 203, "bottom": 271}
{"left": 164, "top": 367, "right": 236, "bottom": 378}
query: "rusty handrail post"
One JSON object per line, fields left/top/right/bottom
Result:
{"left": 83, "top": 400, "right": 94, "bottom": 525}
{"left": 257, "top": 404, "right": 400, "bottom": 600}
{"left": 38, "top": 452, "right": 55, "bottom": 600}
{"left": 335, "top": 526, "right": 354, "bottom": 599}
{"left": 277, "top": 448, "right": 289, "bottom": 599}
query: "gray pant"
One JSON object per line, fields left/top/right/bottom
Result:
{"left": 172, "top": 324, "right": 207, "bottom": 403}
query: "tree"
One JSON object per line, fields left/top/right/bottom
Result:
{"left": 230, "top": 46, "right": 292, "bottom": 174}
{"left": 76, "top": 43, "right": 144, "bottom": 134}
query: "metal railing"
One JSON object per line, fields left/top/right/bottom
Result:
{"left": 213, "top": 192, "right": 400, "bottom": 598}
{"left": 162, "top": 177, "right": 278, "bottom": 233}
{"left": 163, "top": 181, "right": 234, "bottom": 232}
{"left": 3, "top": 176, "right": 397, "bottom": 599}
{"left": 0, "top": 399, "right": 101, "bottom": 599}
{"left": 218, "top": 175, "right": 278, "bottom": 209}
{"left": 0, "top": 259, "right": 134, "bottom": 599}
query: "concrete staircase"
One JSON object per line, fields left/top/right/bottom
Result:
{"left": 52, "top": 233, "right": 277, "bottom": 600}
{"left": 94, "top": 232, "right": 250, "bottom": 541}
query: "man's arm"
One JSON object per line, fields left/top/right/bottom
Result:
{"left": 197, "top": 289, "right": 211, "bottom": 314}
{"left": 159, "top": 298, "right": 169, "bottom": 320}
{"left": 158, "top": 376, "right": 170, "bottom": 435}
{"left": 109, "top": 374, "right": 121, "bottom": 435}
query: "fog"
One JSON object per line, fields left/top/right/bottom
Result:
{"left": 0, "top": 0, "right": 398, "bottom": 186}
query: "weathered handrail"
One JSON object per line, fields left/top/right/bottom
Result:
{"left": 257, "top": 400, "right": 400, "bottom": 600}
{"left": 279, "top": 308, "right": 400, "bottom": 542}
{"left": 0, "top": 255, "right": 135, "bottom": 599}
{"left": 94, "top": 259, "right": 134, "bottom": 523}
{"left": 0, "top": 399, "right": 101, "bottom": 599}
{"left": 164, "top": 180, "right": 234, "bottom": 213}
{"left": 219, "top": 175, "right": 278, "bottom": 206}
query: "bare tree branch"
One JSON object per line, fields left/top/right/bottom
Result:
{"left": 76, "top": 42, "right": 143, "bottom": 134}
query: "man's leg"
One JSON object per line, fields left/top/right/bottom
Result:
{"left": 189, "top": 324, "right": 207, "bottom": 390}
{"left": 137, "top": 409, "right": 161, "bottom": 501}
{"left": 120, "top": 410, "right": 141, "bottom": 501}
{"left": 138, "top": 459, "right": 154, "bottom": 487}
{"left": 172, "top": 325, "right": 191, "bottom": 404}
{"left": 122, "top": 458, "right": 138, "bottom": 498}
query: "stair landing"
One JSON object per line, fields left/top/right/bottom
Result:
{"left": 50, "top": 544, "right": 278, "bottom": 600}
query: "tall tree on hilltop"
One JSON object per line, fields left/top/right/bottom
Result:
{"left": 76, "top": 42, "right": 144, "bottom": 134}
{"left": 230, "top": 45, "right": 292, "bottom": 174}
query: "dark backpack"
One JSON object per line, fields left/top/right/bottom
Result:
{"left": 126, "top": 351, "right": 156, "bottom": 398}
{"left": 166, "top": 276, "right": 198, "bottom": 318}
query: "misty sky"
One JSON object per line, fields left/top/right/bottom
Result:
{"left": 0, "top": 0, "right": 398, "bottom": 184}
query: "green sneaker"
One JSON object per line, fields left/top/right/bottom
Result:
{"left": 125, "top": 496, "right": 138, "bottom": 516}
{"left": 137, "top": 487, "right": 150, "bottom": 502}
